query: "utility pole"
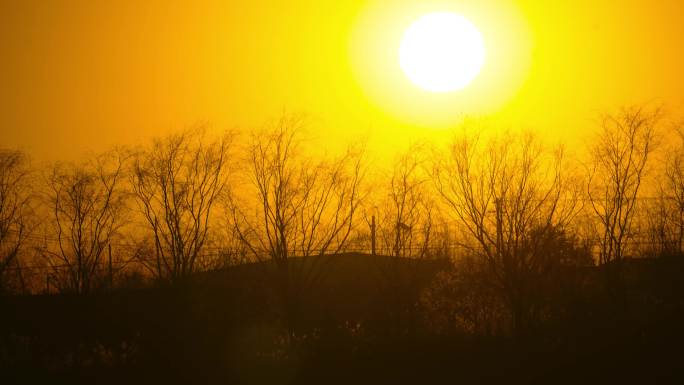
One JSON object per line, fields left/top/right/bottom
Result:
{"left": 108, "top": 243, "right": 113, "bottom": 289}
{"left": 495, "top": 198, "right": 502, "bottom": 257}
{"left": 371, "top": 215, "right": 376, "bottom": 256}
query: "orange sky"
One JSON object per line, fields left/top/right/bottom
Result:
{"left": 1, "top": 0, "right": 684, "bottom": 160}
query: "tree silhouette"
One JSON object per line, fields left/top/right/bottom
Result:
{"left": 382, "top": 145, "right": 434, "bottom": 258}
{"left": 587, "top": 106, "right": 660, "bottom": 265}
{"left": 372, "top": 145, "right": 441, "bottom": 335}
{"left": 131, "top": 128, "right": 232, "bottom": 282}
{"left": 43, "top": 151, "right": 128, "bottom": 294}
{"left": 0, "top": 149, "right": 32, "bottom": 293}
{"left": 229, "top": 114, "right": 365, "bottom": 333}
{"left": 660, "top": 123, "right": 684, "bottom": 255}
{"left": 433, "top": 130, "right": 581, "bottom": 334}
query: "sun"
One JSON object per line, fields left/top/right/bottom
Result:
{"left": 399, "top": 12, "right": 486, "bottom": 93}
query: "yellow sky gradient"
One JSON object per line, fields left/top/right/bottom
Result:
{"left": 1, "top": 0, "right": 684, "bottom": 160}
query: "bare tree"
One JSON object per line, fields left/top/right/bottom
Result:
{"left": 372, "top": 146, "right": 444, "bottom": 335}
{"left": 229, "top": 115, "right": 365, "bottom": 332}
{"left": 641, "top": 193, "right": 679, "bottom": 258}
{"left": 433, "top": 130, "right": 581, "bottom": 334}
{"left": 378, "top": 145, "right": 435, "bottom": 258}
{"left": 660, "top": 124, "right": 684, "bottom": 256}
{"left": 587, "top": 106, "right": 660, "bottom": 265}
{"left": 131, "top": 128, "right": 232, "bottom": 283}
{"left": 44, "top": 151, "right": 128, "bottom": 294}
{"left": 0, "top": 150, "right": 33, "bottom": 293}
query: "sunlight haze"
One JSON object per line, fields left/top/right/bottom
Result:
{"left": 1, "top": 0, "right": 684, "bottom": 160}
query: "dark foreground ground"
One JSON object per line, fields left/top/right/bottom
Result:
{"left": 2, "top": 254, "right": 684, "bottom": 384}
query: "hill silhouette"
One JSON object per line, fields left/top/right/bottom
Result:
{"left": 3, "top": 254, "right": 684, "bottom": 384}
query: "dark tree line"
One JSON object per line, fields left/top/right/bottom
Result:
{"left": 1, "top": 106, "right": 681, "bottom": 337}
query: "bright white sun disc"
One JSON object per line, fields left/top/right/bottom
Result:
{"left": 400, "top": 12, "right": 486, "bottom": 93}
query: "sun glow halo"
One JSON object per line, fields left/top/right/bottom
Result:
{"left": 400, "top": 12, "right": 486, "bottom": 93}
